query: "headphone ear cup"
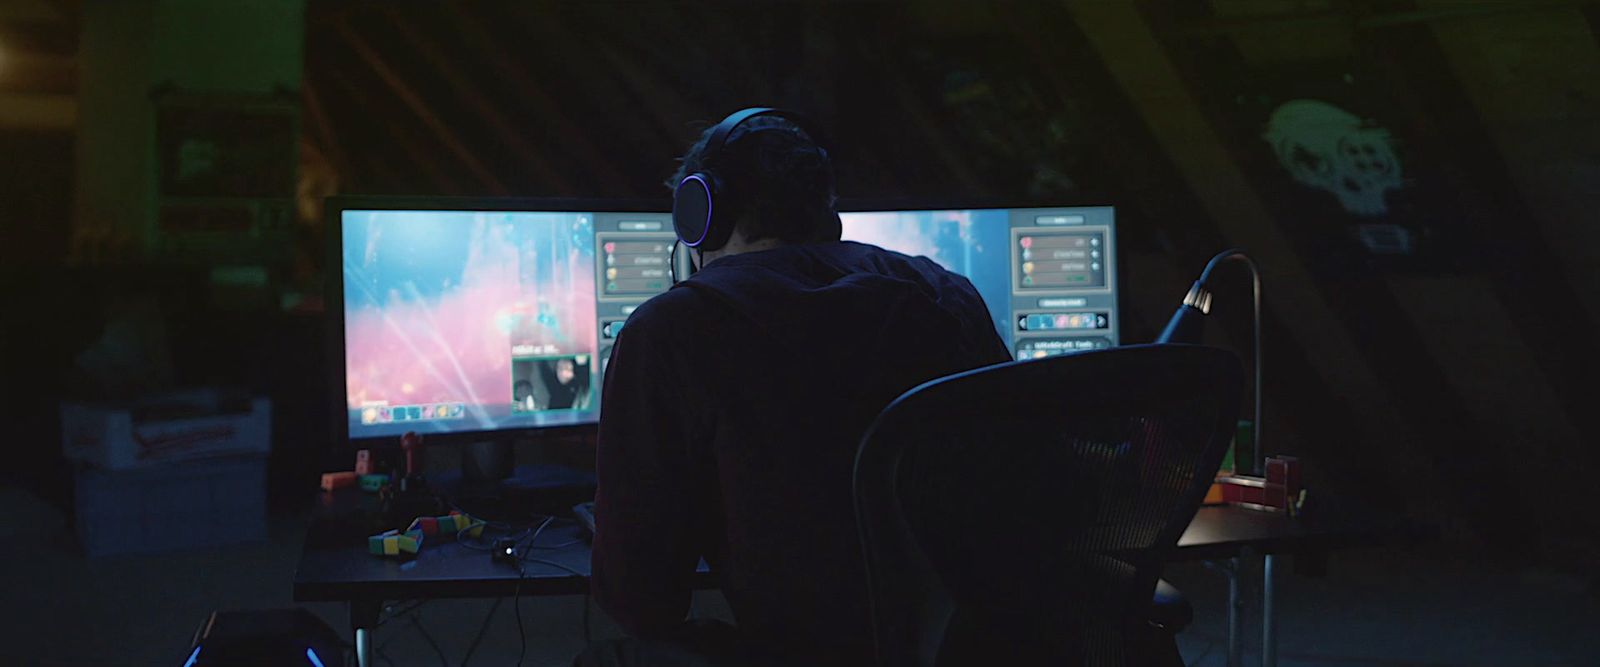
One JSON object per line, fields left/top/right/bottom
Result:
{"left": 673, "top": 172, "right": 715, "bottom": 248}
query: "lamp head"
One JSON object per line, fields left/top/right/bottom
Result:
{"left": 1156, "top": 281, "right": 1213, "bottom": 344}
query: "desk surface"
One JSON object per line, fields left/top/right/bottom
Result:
{"left": 1175, "top": 504, "right": 1398, "bottom": 561}
{"left": 294, "top": 499, "right": 1404, "bottom": 604}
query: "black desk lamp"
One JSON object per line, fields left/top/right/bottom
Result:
{"left": 1157, "top": 249, "right": 1262, "bottom": 475}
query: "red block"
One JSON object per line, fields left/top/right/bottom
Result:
{"left": 1264, "top": 482, "right": 1288, "bottom": 509}
{"left": 1265, "top": 456, "right": 1302, "bottom": 499}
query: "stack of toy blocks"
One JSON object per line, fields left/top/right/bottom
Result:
{"left": 1216, "top": 456, "right": 1302, "bottom": 512}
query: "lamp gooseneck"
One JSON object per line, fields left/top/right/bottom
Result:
{"left": 1157, "top": 248, "right": 1263, "bottom": 475}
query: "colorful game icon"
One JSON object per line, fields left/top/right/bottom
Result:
{"left": 361, "top": 407, "right": 378, "bottom": 425}
{"left": 421, "top": 405, "right": 434, "bottom": 419}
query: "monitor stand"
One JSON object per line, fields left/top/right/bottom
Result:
{"left": 449, "top": 440, "right": 596, "bottom": 521}
{"left": 461, "top": 440, "right": 514, "bottom": 489}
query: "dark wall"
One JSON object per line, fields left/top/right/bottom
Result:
{"left": 8, "top": 0, "right": 1596, "bottom": 566}
{"left": 300, "top": 1, "right": 1600, "bottom": 565}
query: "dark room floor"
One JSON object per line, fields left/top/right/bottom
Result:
{"left": 2, "top": 486, "right": 1595, "bottom": 666}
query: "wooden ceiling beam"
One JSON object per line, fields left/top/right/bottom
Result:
{"left": 301, "top": 80, "right": 351, "bottom": 180}
{"left": 0, "top": 91, "right": 74, "bottom": 130}
{"left": 501, "top": 3, "right": 688, "bottom": 158}
{"left": 381, "top": 6, "right": 574, "bottom": 196}
{"left": 442, "top": 4, "right": 635, "bottom": 193}
{"left": 1169, "top": 0, "right": 1590, "bottom": 35}
{"left": 323, "top": 65, "right": 464, "bottom": 195}
{"left": 336, "top": 18, "right": 508, "bottom": 195}
{"left": 0, "top": 51, "right": 75, "bottom": 94}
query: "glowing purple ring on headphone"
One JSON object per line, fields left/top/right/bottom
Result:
{"left": 678, "top": 174, "right": 713, "bottom": 247}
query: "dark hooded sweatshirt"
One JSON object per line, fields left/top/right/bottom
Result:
{"left": 591, "top": 241, "right": 1011, "bottom": 663}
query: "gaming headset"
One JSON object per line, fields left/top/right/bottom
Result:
{"left": 671, "top": 107, "right": 832, "bottom": 256}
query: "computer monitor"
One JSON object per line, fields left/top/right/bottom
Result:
{"left": 330, "top": 199, "right": 1117, "bottom": 445}
{"left": 839, "top": 205, "right": 1118, "bottom": 359}
{"left": 329, "top": 198, "right": 684, "bottom": 445}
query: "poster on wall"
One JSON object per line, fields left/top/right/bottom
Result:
{"left": 1185, "top": 53, "right": 1473, "bottom": 274}
{"left": 153, "top": 88, "right": 299, "bottom": 263}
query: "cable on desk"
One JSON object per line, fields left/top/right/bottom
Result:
{"left": 514, "top": 517, "right": 593, "bottom": 645}
{"left": 457, "top": 513, "right": 573, "bottom": 552}
{"left": 457, "top": 520, "right": 534, "bottom": 552}
{"left": 529, "top": 537, "right": 585, "bottom": 550}
{"left": 458, "top": 596, "right": 502, "bottom": 667}
{"left": 518, "top": 516, "right": 556, "bottom": 552}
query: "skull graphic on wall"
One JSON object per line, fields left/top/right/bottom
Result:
{"left": 1263, "top": 99, "right": 1403, "bottom": 216}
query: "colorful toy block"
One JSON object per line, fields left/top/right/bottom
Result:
{"left": 359, "top": 474, "right": 390, "bottom": 493}
{"left": 319, "top": 471, "right": 357, "bottom": 492}
{"left": 405, "top": 511, "right": 482, "bottom": 540}
{"left": 366, "top": 529, "right": 423, "bottom": 558}
{"left": 368, "top": 511, "right": 482, "bottom": 559}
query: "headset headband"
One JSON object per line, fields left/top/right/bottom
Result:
{"left": 672, "top": 107, "right": 830, "bottom": 253}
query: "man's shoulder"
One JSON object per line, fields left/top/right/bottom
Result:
{"left": 624, "top": 285, "right": 722, "bottom": 336}
{"left": 846, "top": 241, "right": 961, "bottom": 277}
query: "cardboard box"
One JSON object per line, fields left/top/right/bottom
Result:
{"left": 61, "top": 389, "right": 270, "bottom": 469}
{"left": 75, "top": 455, "right": 267, "bottom": 557}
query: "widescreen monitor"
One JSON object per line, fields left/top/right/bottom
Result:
{"left": 331, "top": 199, "right": 1117, "bottom": 444}
{"left": 839, "top": 205, "right": 1118, "bottom": 359}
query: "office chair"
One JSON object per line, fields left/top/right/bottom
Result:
{"left": 854, "top": 344, "right": 1242, "bottom": 666}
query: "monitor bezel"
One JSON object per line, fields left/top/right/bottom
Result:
{"left": 834, "top": 198, "right": 1115, "bottom": 214}
{"left": 325, "top": 195, "right": 670, "bottom": 450}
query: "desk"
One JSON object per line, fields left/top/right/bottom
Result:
{"left": 295, "top": 496, "right": 1407, "bottom": 667}
{"left": 1177, "top": 505, "right": 1413, "bottom": 667}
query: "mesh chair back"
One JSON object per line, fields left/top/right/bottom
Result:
{"left": 854, "top": 344, "right": 1243, "bottom": 666}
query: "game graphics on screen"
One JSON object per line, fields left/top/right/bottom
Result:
{"left": 341, "top": 205, "right": 1114, "bottom": 439}
{"left": 840, "top": 206, "right": 1118, "bottom": 360}
{"left": 342, "top": 210, "right": 605, "bottom": 437}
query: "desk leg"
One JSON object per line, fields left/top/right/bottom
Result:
{"left": 1262, "top": 554, "right": 1277, "bottom": 667}
{"left": 1205, "top": 556, "right": 1245, "bottom": 667}
{"left": 352, "top": 600, "right": 381, "bottom": 667}
{"left": 1228, "top": 556, "right": 1243, "bottom": 667}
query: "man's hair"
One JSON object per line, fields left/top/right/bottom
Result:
{"left": 667, "top": 115, "right": 841, "bottom": 245}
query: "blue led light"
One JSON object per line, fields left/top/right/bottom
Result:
{"left": 305, "top": 647, "right": 326, "bottom": 667}
{"left": 182, "top": 646, "right": 201, "bottom": 667}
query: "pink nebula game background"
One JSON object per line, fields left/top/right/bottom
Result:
{"left": 341, "top": 210, "right": 597, "bottom": 436}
